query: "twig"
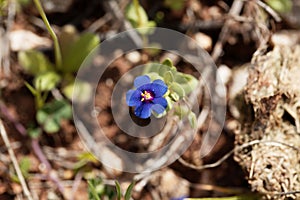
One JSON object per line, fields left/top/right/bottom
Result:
{"left": 178, "top": 139, "right": 300, "bottom": 170}
{"left": 31, "top": 139, "right": 51, "bottom": 170}
{"left": 1, "top": 0, "right": 16, "bottom": 75}
{"left": 87, "top": 13, "right": 113, "bottom": 33}
{"left": 268, "top": 191, "right": 300, "bottom": 196}
{"left": 31, "top": 139, "right": 65, "bottom": 194}
{"left": 0, "top": 101, "right": 27, "bottom": 136}
{"left": 70, "top": 171, "right": 83, "bottom": 200}
{"left": 188, "top": 182, "right": 248, "bottom": 194}
{"left": 103, "top": 0, "right": 143, "bottom": 47}
{"left": 0, "top": 119, "right": 33, "bottom": 200}
{"left": 211, "top": 0, "right": 244, "bottom": 61}
{"left": 254, "top": 0, "right": 281, "bottom": 22}
{"left": 178, "top": 19, "right": 224, "bottom": 31}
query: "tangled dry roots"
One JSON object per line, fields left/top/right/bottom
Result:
{"left": 234, "top": 45, "right": 300, "bottom": 199}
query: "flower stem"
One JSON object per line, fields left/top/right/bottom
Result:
{"left": 32, "top": 0, "right": 62, "bottom": 68}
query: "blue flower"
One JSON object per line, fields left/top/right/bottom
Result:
{"left": 171, "top": 196, "right": 188, "bottom": 200}
{"left": 126, "top": 75, "right": 168, "bottom": 119}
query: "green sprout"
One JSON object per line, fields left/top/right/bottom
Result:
{"left": 125, "top": 0, "right": 156, "bottom": 35}
{"left": 17, "top": 0, "right": 99, "bottom": 135}
{"left": 87, "top": 178, "right": 135, "bottom": 200}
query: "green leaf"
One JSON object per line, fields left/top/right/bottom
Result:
{"left": 27, "top": 127, "right": 42, "bottom": 139}
{"left": 43, "top": 119, "right": 60, "bottom": 133}
{"left": 125, "top": 2, "right": 156, "bottom": 35}
{"left": 59, "top": 25, "right": 79, "bottom": 58}
{"left": 34, "top": 71, "right": 61, "bottom": 91}
{"left": 170, "top": 92, "right": 180, "bottom": 102}
{"left": 188, "top": 112, "right": 197, "bottom": 129}
{"left": 152, "top": 109, "right": 166, "bottom": 118}
{"left": 174, "top": 73, "right": 198, "bottom": 95}
{"left": 124, "top": 181, "right": 135, "bottom": 200}
{"left": 174, "top": 104, "right": 189, "bottom": 118}
{"left": 165, "top": 96, "right": 174, "bottom": 110}
{"left": 125, "top": 2, "right": 148, "bottom": 27}
{"left": 162, "top": 58, "right": 173, "bottom": 68}
{"left": 143, "top": 60, "right": 176, "bottom": 76}
{"left": 63, "top": 79, "right": 92, "bottom": 103}
{"left": 36, "top": 99, "right": 72, "bottom": 133}
{"left": 147, "top": 21, "right": 156, "bottom": 28}
{"left": 170, "top": 82, "right": 185, "bottom": 98}
{"left": 115, "top": 181, "right": 122, "bottom": 200}
{"left": 77, "top": 152, "right": 98, "bottom": 164}
{"left": 266, "top": 0, "right": 292, "bottom": 13}
{"left": 137, "top": 22, "right": 156, "bottom": 35}
{"left": 161, "top": 59, "right": 177, "bottom": 73}
{"left": 19, "top": 157, "right": 31, "bottom": 178}
{"left": 143, "top": 63, "right": 161, "bottom": 74}
{"left": 164, "top": 0, "right": 185, "bottom": 11}
{"left": 88, "top": 180, "right": 101, "bottom": 200}
{"left": 18, "top": 50, "right": 54, "bottom": 75}
{"left": 163, "top": 71, "right": 174, "bottom": 84}
{"left": 17, "top": 0, "right": 31, "bottom": 6}
{"left": 10, "top": 157, "right": 31, "bottom": 183}
{"left": 61, "top": 32, "right": 100, "bottom": 73}
{"left": 145, "top": 72, "right": 163, "bottom": 82}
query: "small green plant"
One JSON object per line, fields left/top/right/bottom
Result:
{"left": 10, "top": 157, "right": 31, "bottom": 183}
{"left": 125, "top": 0, "right": 156, "bottom": 35}
{"left": 0, "top": 0, "right": 8, "bottom": 16}
{"left": 17, "top": 0, "right": 99, "bottom": 135}
{"left": 115, "top": 181, "right": 135, "bottom": 200}
{"left": 36, "top": 99, "right": 72, "bottom": 133}
{"left": 18, "top": 30, "right": 99, "bottom": 109}
{"left": 87, "top": 178, "right": 135, "bottom": 200}
{"left": 88, "top": 177, "right": 113, "bottom": 200}
{"left": 73, "top": 152, "right": 99, "bottom": 171}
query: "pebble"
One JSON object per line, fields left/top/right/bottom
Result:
{"left": 194, "top": 32, "right": 212, "bottom": 51}
{"left": 125, "top": 51, "right": 141, "bottom": 64}
{"left": 9, "top": 30, "right": 52, "bottom": 51}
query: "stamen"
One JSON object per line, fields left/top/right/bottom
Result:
{"left": 140, "top": 91, "right": 153, "bottom": 101}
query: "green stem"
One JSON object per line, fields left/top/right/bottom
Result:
{"left": 24, "top": 81, "right": 44, "bottom": 109}
{"left": 35, "top": 91, "right": 44, "bottom": 110}
{"left": 133, "top": 0, "right": 142, "bottom": 27}
{"left": 32, "top": 0, "right": 62, "bottom": 68}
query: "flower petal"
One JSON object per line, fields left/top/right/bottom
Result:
{"left": 126, "top": 89, "right": 141, "bottom": 106}
{"left": 150, "top": 82, "right": 168, "bottom": 97}
{"left": 134, "top": 103, "right": 152, "bottom": 119}
{"left": 152, "top": 79, "right": 166, "bottom": 86}
{"left": 134, "top": 75, "right": 151, "bottom": 88}
{"left": 152, "top": 97, "right": 168, "bottom": 109}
